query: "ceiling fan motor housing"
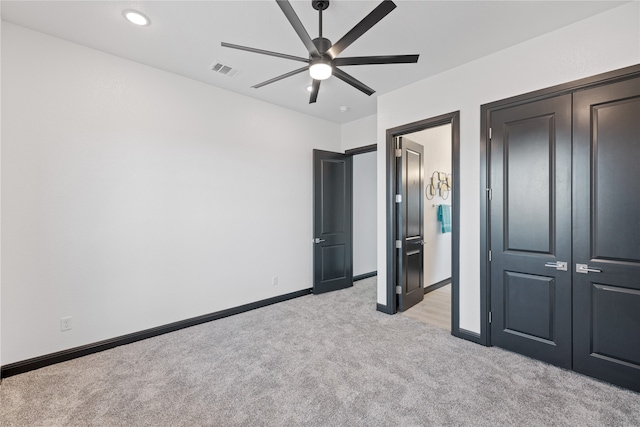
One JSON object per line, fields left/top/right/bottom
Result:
{"left": 312, "top": 1, "right": 330, "bottom": 11}
{"left": 312, "top": 37, "right": 332, "bottom": 56}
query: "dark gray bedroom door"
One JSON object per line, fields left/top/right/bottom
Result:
{"left": 489, "top": 95, "right": 573, "bottom": 369}
{"left": 312, "top": 149, "right": 353, "bottom": 294}
{"left": 572, "top": 77, "right": 640, "bottom": 391}
{"left": 397, "top": 137, "right": 425, "bottom": 311}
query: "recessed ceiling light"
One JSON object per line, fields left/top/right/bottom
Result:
{"left": 123, "top": 10, "right": 150, "bottom": 26}
{"left": 306, "top": 85, "right": 313, "bottom": 92}
{"left": 339, "top": 106, "right": 350, "bottom": 113}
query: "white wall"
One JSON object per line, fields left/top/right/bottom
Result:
{"left": 352, "top": 151, "right": 377, "bottom": 277}
{"left": 406, "top": 124, "right": 453, "bottom": 287}
{"left": 341, "top": 114, "right": 376, "bottom": 152}
{"left": 376, "top": 2, "right": 640, "bottom": 333}
{"left": 1, "top": 23, "right": 342, "bottom": 365}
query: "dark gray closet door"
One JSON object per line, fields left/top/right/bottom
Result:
{"left": 572, "top": 76, "right": 640, "bottom": 392}
{"left": 397, "top": 137, "right": 424, "bottom": 311}
{"left": 489, "top": 95, "right": 572, "bottom": 368}
{"left": 313, "top": 149, "right": 353, "bottom": 294}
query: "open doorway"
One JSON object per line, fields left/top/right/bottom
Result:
{"left": 348, "top": 145, "right": 378, "bottom": 281}
{"left": 312, "top": 144, "right": 377, "bottom": 294}
{"left": 382, "top": 112, "right": 460, "bottom": 335}
{"left": 397, "top": 125, "right": 453, "bottom": 331}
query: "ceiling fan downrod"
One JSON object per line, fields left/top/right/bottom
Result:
{"left": 313, "top": 0, "right": 330, "bottom": 52}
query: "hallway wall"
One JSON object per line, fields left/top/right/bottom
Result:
{"left": 352, "top": 151, "right": 377, "bottom": 277}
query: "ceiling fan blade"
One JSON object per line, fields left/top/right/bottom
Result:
{"left": 251, "top": 66, "right": 309, "bottom": 89}
{"left": 333, "top": 68, "right": 375, "bottom": 96}
{"left": 326, "top": 0, "right": 396, "bottom": 59}
{"left": 309, "top": 79, "right": 321, "bottom": 104}
{"left": 334, "top": 54, "right": 419, "bottom": 66}
{"left": 276, "top": 0, "right": 320, "bottom": 57}
{"left": 221, "top": 42, "right": 310, "bottom": 63}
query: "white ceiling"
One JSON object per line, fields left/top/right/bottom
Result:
{"left": 1, "top": 1, "right": 626, "bottom": 124}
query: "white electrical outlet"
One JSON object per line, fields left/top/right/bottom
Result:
{"left": 272, "top": 276, "right": 279, "bottom": 286}
{"left": 60, "top": 316, "right": 72, "bottom": 331}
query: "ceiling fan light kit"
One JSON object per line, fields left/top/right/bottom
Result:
{"left": 221, "top": 0, "right": 419, "bottom": 104}
{"left": 309, "top": 60, "right": 332, "bottom": 80}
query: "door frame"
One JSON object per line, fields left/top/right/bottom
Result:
{"left": 383, "top": 111, "right": 462, "bottom": 337}
{"left": 480, "top": 64, "right": 640, "bottom": 347}
{"left": 345, "top": 143, "right": 377, "bottom": 156}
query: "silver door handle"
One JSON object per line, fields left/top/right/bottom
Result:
{"left": 410, "top": 240, "right": 425, "bottom": 245}
{"left": 314, "top": 238, "right": 326, "bottom": 244}
{"left": 544, "top": 261, "right": 567, "bottom": 271}
{"left": 576, "top": 263, "right": 602, "bottom": 274}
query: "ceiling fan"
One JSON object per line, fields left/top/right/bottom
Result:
{"left": 221, "top": 0, "right": 419, "bottom": 104}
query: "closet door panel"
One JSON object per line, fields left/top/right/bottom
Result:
{"left": 489, "top": 94, "right": 572, "bottom": 369}
{"left": 573, "top": 76, "right": 640, "bottom": 393}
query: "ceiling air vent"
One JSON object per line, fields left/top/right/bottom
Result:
{"left": 211, "top": 61, "right": 240, "bottom": 78}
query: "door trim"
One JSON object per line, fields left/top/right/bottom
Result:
{"left": 383, "top": 111, "right": 462, "bottom": 339}
{"left": 424, "top": 277, "right": 451, "bottom": 294}
{"left": 480, "top": 64, "right": 640, "bottom": 347}
{"left": 345, "top": 144, "right": 377, "bottom": 156}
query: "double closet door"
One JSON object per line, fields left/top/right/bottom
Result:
{"left": 489, "top": 74, "right": 640, "bottom": 392}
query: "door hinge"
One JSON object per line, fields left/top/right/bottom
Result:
{"left": 395, "top": 194, "right": 402, "bottom": 203}
{"left": 488, "top": 312, "right": 492, "bottom": 324}
{"left": 488, "top": 250, "right": 492, "bottom": 262}
{"left": 486, "top": 188, "right": 492, "bottom": 201}
{"left": 396, "top": 285, "right": 402, "bottom": 295}
{"left": 395, "top": 240, "right": 402, "bottom": 249}
{"left": 395, "top": 148, "right": 401, "bottom": 157}
{"left": 488, "top": 127, "right": 492, "bottom": 140}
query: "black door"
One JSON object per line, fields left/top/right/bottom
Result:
{"left": 313, "top": 150, "right": 353, "bottom": 294}
{"left": 397, "top": 137, "right": 424, "bottom": 311}
{"left": 572, "top": 77, "right": 640, "bottom": 392}
{"left": 489, "top": 95, "right": 573, "bottom": 369}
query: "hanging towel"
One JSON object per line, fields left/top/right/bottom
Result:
{"left": 437, "top": 204, "right": 451, "bottom": 234}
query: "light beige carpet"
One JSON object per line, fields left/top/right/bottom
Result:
{"left": 1, "top": 277, "right": 639, "bottom": 426}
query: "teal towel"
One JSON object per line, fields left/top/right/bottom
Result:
{"left": 437, "top": 204, "right": 451, "bottom": 234}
